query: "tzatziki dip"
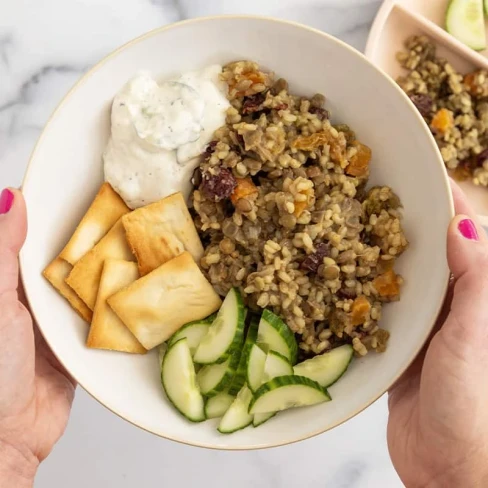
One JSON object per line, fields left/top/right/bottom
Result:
{"left": 104, "top": 65, "right": 230, "bottom": 209}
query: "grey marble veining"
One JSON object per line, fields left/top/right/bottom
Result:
{"left": 0, "top": 1, "right": 404, "bottom": 486}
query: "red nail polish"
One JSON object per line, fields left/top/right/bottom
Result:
{"left": 0, "top": 189, "right": 14, "bottom": 215}
{"left": 458, "top": 218, "right": 479, "bottom": 241}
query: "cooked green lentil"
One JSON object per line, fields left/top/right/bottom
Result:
{"left": 192, "top": 61, "right": 408, "bottom": 358}
{"left": 397, "top": 35, "right": 488, "bottom": 185}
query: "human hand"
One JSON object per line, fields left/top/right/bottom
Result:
{"left": 0, "top": 189, "right": 75, "bottom": 487}
{"left": 387, "top": 180, "right": 488, "bottom": 488}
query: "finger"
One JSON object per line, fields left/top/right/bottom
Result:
{"left": 450, "top": 179, "right": 487, "bottom": 240}
{"left": 0, "top": 188, "right": 27, "bottom": 296}
{"left": 444, "top": 214, "right": 488, "bottom": 351}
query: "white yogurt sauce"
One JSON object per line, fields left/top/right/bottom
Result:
{"left": 104, "top": 65, "right": 229, "bottom": 209}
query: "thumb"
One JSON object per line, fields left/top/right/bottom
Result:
{"left": 0, "top": 188, "right": 27, "bottom": 295}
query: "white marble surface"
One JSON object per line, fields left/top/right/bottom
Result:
{"left": 0, "top": 0, "right": 405, "bottom": 486}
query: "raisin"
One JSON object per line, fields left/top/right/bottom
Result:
{"left": 309, "top": 106, "right": 330, "bottom": 121}
{"left": 301, "top": 243, "right": 331, "bottom": 273}
{"left": 203, "top": 141, "right": 218, "bottom": 162}
{"left": 242, "top": 93, "right": 266, "bottom": 114}
{"left": 201, "top": 168, "right": 237, "bottom": 202}
{"left": 274, "top": 103, "right": 289, "bottom": 111}
{"left": 477, "top": 148, "right": 488, "bottom": 166}
{"left": 409, "top": 94, "right": 433, "bottom": 118}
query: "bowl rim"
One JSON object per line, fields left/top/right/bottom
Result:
{"left": 19, "top": 14, "right": 454, "bottom": 450}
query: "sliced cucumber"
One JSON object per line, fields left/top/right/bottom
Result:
{"left": 218, "top": 386, "right": 253, "bottom": 434}
{"left": 161, "top": 338, "right": 205, "bottom": 422}
{"left": 262, "top": 351, "right": 293, "bottom": 382}
{"left": 257, "top": 310, "right": 298, "bottom": 364}
{"left": 168, "top": 317, "right": 213, "bottom": 355}
{"left": 293, "top": 344, "right": 354, "bottom": 388}
{"left": 485, "top": 0, "right": 488, "bottom": 15}
{"left": 246, "top": 344, "right": 267, "bottom": 392}
{"left": 205, "top": 392, "right": 235, "bottom": 419}
{"left": 197, "top": 346, "right": 241, "bottom": 396}
{"left": 249, "top": 376, "right": 330, "bottom": 415}
{"left": 158, "top": 343, "right": 168, "bottom": 368}
{"left": 446, "top": 0, "right": 486, "bottom": 51}
{"left": 194, "top": 288, "right": 245, "bottom": 365}
{"left": 228, "top": 317, "right": 259, "bottom": 395}
{"left": 252, "top": 350, "right": 293, "bottom": 427}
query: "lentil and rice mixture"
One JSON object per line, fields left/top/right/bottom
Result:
{"left": 191, "top": 61, "right": 408, "bottom": 359}
{"left": 397, "top": 35, "right": 488, "bottom": 185}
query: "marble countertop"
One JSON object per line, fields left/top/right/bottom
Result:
{"left": 0, "top": 0, "right": 405, "bottom": 486}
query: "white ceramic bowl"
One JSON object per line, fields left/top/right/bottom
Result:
{"left": 20, "top": 16, "right": 453, "bottom": 450}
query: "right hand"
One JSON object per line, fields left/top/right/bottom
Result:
{"left": 387, "top": 181, "right": 488, "bottom": 487}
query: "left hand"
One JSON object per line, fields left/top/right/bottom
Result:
{"left": 0, "top": 188, "right": 76, "bottom": 486}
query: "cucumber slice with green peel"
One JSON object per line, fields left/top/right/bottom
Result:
{"left": 293, "top": 344, "right": 354, "bottom": 388}
{"left": 218, "top": 386, "right": 253, "bottom": 434}
{"left": 261, "top": 351, "right": 293, "bottom": 383}
{"left": 485, "top": 0, "right": 488, "bottom": 15}
{"left": 253, "top": 411, "right": 276, "bottom": 427}
{"left": 228, "top": 317, "right": 259, "bottom": 395}
{"left": 446, "top": 0, "right": 486, "bottom": 51}
{"left": 168, "top": 317, "right": 213, "bottom": 355}
{"left": 161, "top": 339, "right": 205, "bottom": 422}
{"left": 197, "top": 347, "right": 242, "bottom": 396}
{"left": 249, "top": 376, "right": 330, "bottom": 415}
{"left": 194, "top": 288, "right": 245, "bottom": 365}
{"left": 257, "top": 310, "right": 298, "bottom": 364}
{"left": 246, "top": 344, "right": 267, "bottom": 392}
{"left": 252, "top": 351, "right": 293, "bottom": 427}
{"left": 205, "top": 392, "right": 235, "bottom": 419}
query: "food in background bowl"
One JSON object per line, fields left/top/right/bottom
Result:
{"left": 397, "top": 35, "right": 488, "bottom": 186}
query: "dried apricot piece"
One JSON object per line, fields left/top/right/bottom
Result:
{"left": 373, "top": 269, "right": 401, "bottom": 298}
{"left": 346, "top": 141, "right": 372, "bottom": 177}
{"left": 292, "top": 131, "right": 329, "bottom": 151}
{"left": 230, "top": 177, "right": 258, "bottom": 205}
{"left": 350, "top": 296, "right": 371, "bottom": 326}
{"left": 430, "top": 108, "right": 454, "bottom": 135}
{"left": 292, "top": 131, "right": 346, "bottom": 163}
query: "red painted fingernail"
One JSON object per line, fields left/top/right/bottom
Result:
{"left": 458, "top": 218, "right": 479, "bottom": 241}
{"left": 0, "top": 189, "right": 14, "bottom": 215}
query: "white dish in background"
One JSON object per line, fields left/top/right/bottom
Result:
{"left": 20, "top": 16, "right": 453, "bottom": 450}
{"left": 366, "top": 0, "right": 488, "bottom": 228}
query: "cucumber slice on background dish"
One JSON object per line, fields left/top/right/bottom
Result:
{"left": 205, "top": 392, "right": 235, "bottom": 419}
{"left": 252, "top": 351, "right": 293, "bottom": 427}
{"left": 293, "top": 344, "right": 354, "bottom": 388}
{"left": 446, "top": 0, "right": 486, "bottom": 51}
{"left": 161, "top": 338, "right": 205, "bottom": 422}
{"left": 197, "top": 346, "right": 241, "bottom": 396}
{"left": 485, "top": 0, "right": 488, "bottom": 15}
{"left": 257, "top": 309, "right": 298, "bottom": 364}
{"left": 194, "top": 288, "right": 245, "bottom": 365}
{"left": 168, "top": 317, "right": 213, "bottom": 355}
{"left": 228, "top": 317, "right": 259, "bottom": 395}
{"left": 249, "top": 375, "right": 330, "bottom": 415}
{"left": 246, "top": 344, "right": 267, "bottom": 392}
{"left": 218, "top": 386, "right": 254, "bottom": 434}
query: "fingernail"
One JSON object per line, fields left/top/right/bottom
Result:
{"left": 0, "top": 189, "right": 14, "bottom": 215}
{"left": 458, "top": 218, "right": 479, "bottom": 241}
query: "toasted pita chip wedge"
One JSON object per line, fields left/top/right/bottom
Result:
{"left": 59, "top": 183, "right": 129, "bottom": 265}
{"left": 43, "top": 257, "right": 92, "bottom": 323}
{"left": 87, "top": 259, "right": 146, "bottom": 354}
{"left": 122, "top": 192, "right": 204, "bottom": 276}
{"left": 66, "top": 219, "right": 134, "bottom": 310}
{"left": 108, "top": 252, "right": 221, "bottom": 350}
